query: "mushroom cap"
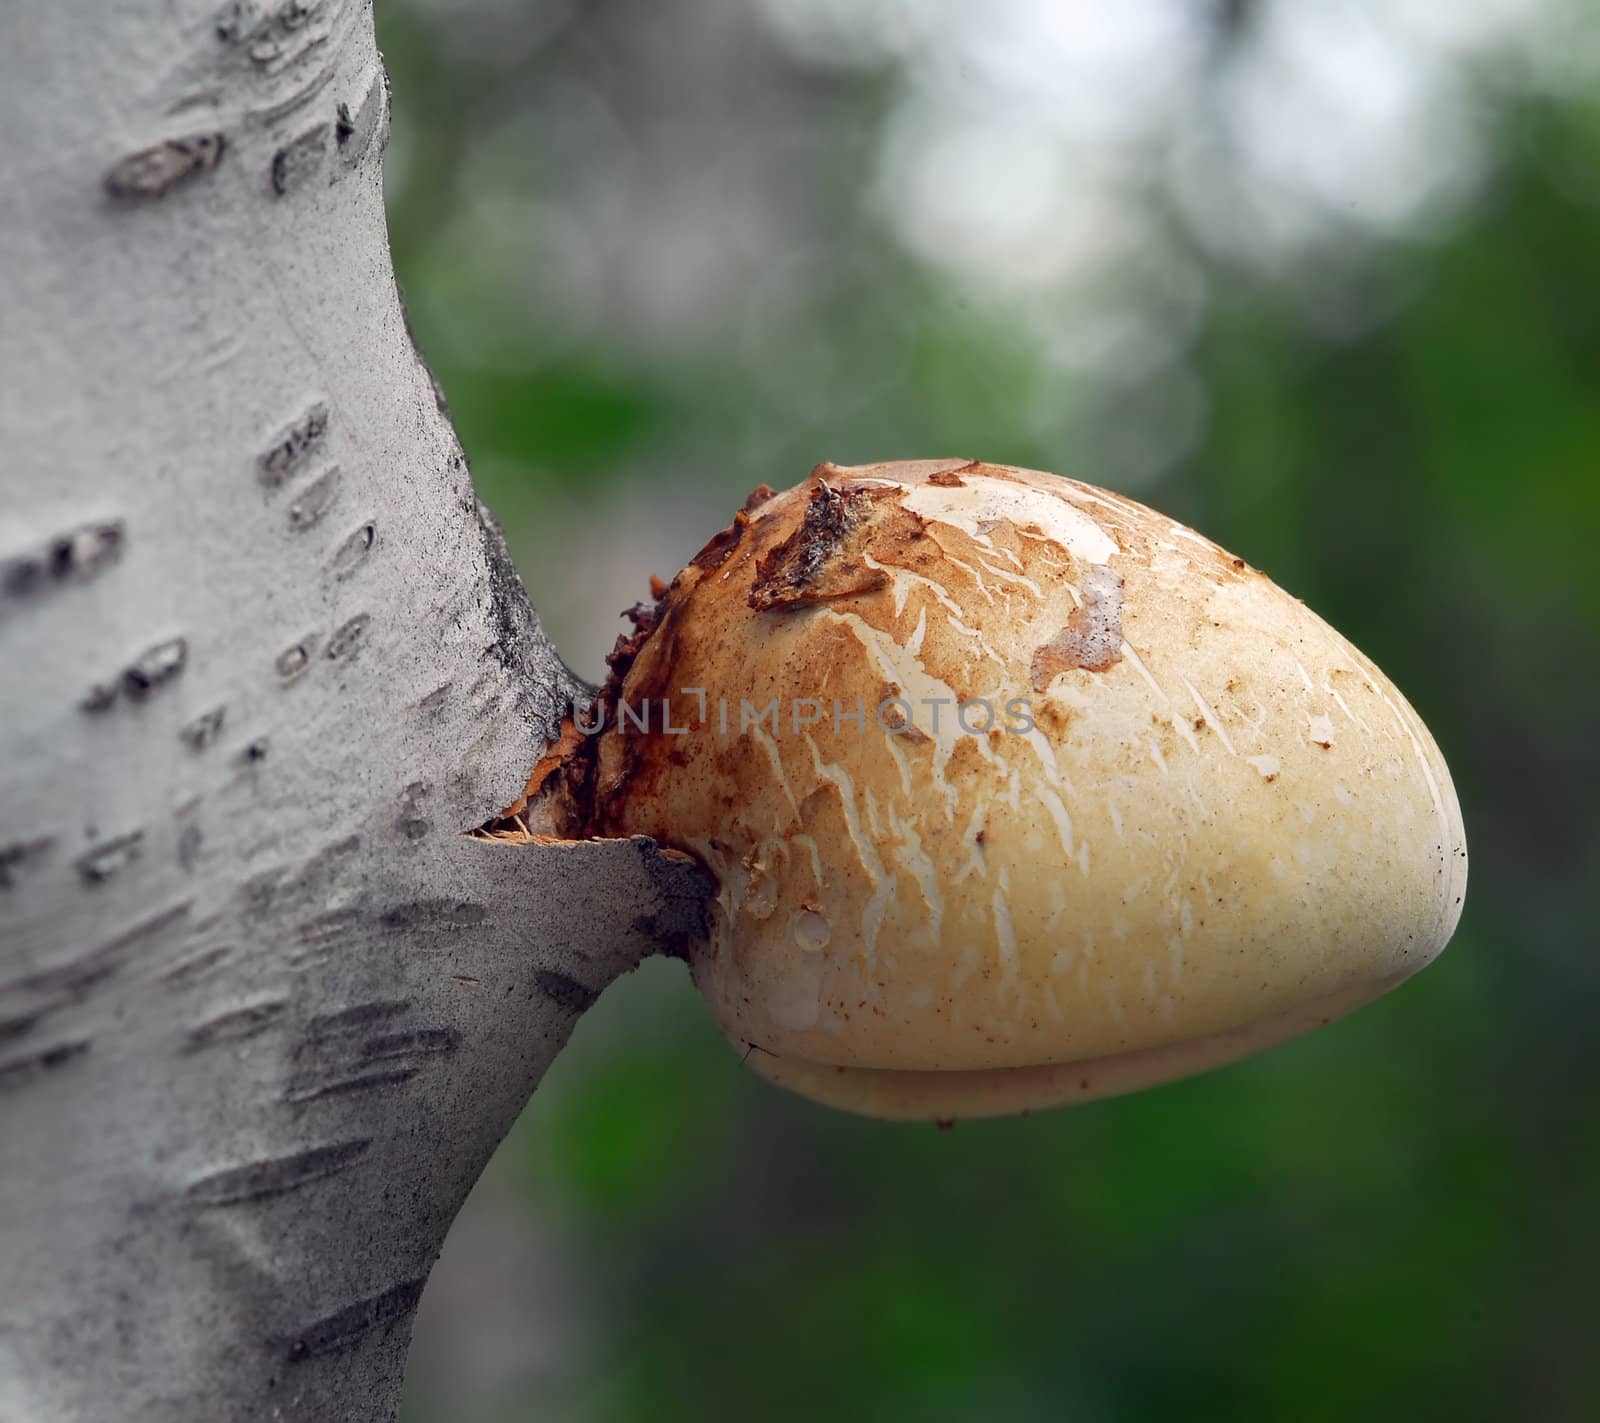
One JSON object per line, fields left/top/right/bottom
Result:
{"left": 595, "top": 460, "right": 1468, "bottom": 1120}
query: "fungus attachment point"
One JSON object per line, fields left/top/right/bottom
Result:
{"left": 591, "top": 460, "right": 1468, "bottom": 1121}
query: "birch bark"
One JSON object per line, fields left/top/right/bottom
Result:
{"left": 0, "top": 4, "right": 705, "bottom": 1417}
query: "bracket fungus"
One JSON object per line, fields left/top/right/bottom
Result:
{"left": 535, "top": 459, "right": 1467, "bottom": 1122}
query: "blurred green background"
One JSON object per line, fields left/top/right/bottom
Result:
{"left": 384, "top": 3, "right": 1600, "bottom": 1419}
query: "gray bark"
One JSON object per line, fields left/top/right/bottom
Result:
{"left": 0, "top": 3, "right": 706, "bottom": 1418}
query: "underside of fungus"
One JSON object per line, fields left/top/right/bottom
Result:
{"left": 499, "top": 459, "right": 1468, "bottom": 1122}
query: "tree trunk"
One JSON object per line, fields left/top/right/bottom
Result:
{"left": 0, "top": 3, "right": 706, "bottom": 1417}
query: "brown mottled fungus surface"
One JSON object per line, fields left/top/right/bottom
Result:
{"left": 579, "top": 459, "right": 1467, "bottom": 1120}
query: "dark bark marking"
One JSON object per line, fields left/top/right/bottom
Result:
{"left": 270, "top": 122, "right": 329, "bottom": 196}
{"left": 413, "top": 681, "right": 451, "bottom": 720}
{"left": 80, "top": 680, "right": 118, "bottom": 712}
{"left": 76, "top": 831, "right": 145, "bottom": 885}
{"left": 186, "top": 1138, "right": 372, "bottom": 1206}
{"left": 275, "top": 633, "right": 319, "bottom": 682}
{"left": 286, "top": 1277, "right": 427, "bottom": 1362}
{"left": 240, "top": 835, "right": 362, "bottom": 920}
{"left": 183, "top": 998, "right": 289, "bottom": 1052}
{"left": 161, "top": 944, "right": 233, "bottom": 987}
{"left": 394, "top": 782, "right": 430, "bottom": 841}
{"left": 83, "top": 637, "right": 190, "bottom": 713}
{"left": 213, "top": 0, "right": 256, "bottom": 43}
{"left": 177, "top": 822, "right": 204, "bottom": 870}
{"left": 4, "top": 900, "right": 191, "bottom": 1007}
{"left": 286, "top": 466, "right": 341, "bottom": 531}
{"left": 0, "top": 1039, "right": 90, "bottom": 1090}
{"left": 2, "top": 519, "right": 125, "bottom": 597}
{"left": 0, "top": 1013, "right": 42, "bottom": 1046}
{"left": 294, "top": 907, "right": 362, "bottom": 953}
{"left": 335, "top": 66, "right": 387, "bottom": 169}
{"left": 325, "top": 613, "right": 369, "bottom": 661}
{"left": 240, "top": 867, "right": 287, "bottom": 916}
{"left": 534, "top": 970, "right": 598, "bottom": 1015}
{"left": 292, "top": 999, "right": 455, "bottom": 1100}
{"left": 284, "top": 1067, "right": 419, "bottom": 1104}
{"left": 179, "top": 704, "right": 227, "bottom": 750}
{"left": 0, "top": 836, "right": 56, "bottom": 890}
{"left": 216, "top": 0, "right": 319, "bottom": 50}
{"left": 123, "top": 636, "right": 189, "bottom": 699}
{"left": 258, "top": 401, "right": 330, "bottom": 488}
{"left": 105, "top": 134, "right": 226, "bottom": 200}
{"left": 360, "top": 1027, "right": 460, "bottom": 1063}
{"left": 330, "top": 519, "right": 376, "bottom": 579}
{"left": 377, "top": 899, "right": 488, "bottom": 933}
{"left": 218, "top": 0, "right": 338, "bottom": 75}
{"left": 305, "top": 1000, "right": 411, "bottom": 1038}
